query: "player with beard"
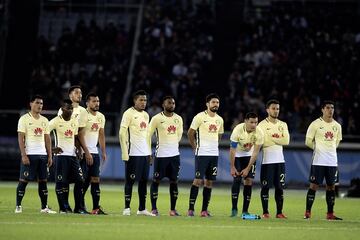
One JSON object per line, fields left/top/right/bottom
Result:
{"left": 119, "top": 90, "right": 155, "bottom": 216}
{"left": 77, "top": 93, "right": 107, "bottom": 214}
{"left": 148, "top": 96, "right": 183, "bottom": 216}
{"left": 50, "top": 99, "right": 84, "bottom": 213}
{"left": 256, "top": 99, "right": 290, "bottom": 219}
{"left": 58, "top": 85, "right": 88, "bottom": 214}
{"left": 187, "top": 93, "right": 224, "bottom": 217}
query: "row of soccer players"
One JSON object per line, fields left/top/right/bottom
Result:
{"left": 16, "top": 85, "right": 106, "bottom": 214}
{"left": 119, "top": 90, "right": 342, "bottom": 220}
{"left": 15, "top": 87, "right": 343, "bottom": 220}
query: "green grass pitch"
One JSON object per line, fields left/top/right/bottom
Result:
{"left": 0, "top": 181, "right": 359, "bottom": 240}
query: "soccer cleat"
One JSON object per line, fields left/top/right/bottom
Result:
{"left": 276, "top": 213, "right": 287, "bottom": 219}
{"left": 136, "top": 209, "right": 156, "bottom": 216}
{"left": 169, "top": 210, "right": 181, "bottom": 216}
{"left": 151, "top": 209, "right": 159, "bottom": 216}
{"left": 326, "top": 213, "right": 343, "bottom": 220}
{"left": 262, "top": 213, "right": 270, "bottom": 219}
{"left": 242, "top": 212, "right": 261, "bottom": 220}
{"left": 74, "top": 208, "right": 90, "bottom": 214}
{"left": 40, "top": 206, "right": 57, "bottom": 214}
{"left": 304, "top": 211, "right": 311, "bottom": 219}
{"left": 64, "top": 206, "right": 73, "bottom": 213}
{"left": 230, "top": 209, "right": 238, "bottom": 217}
{"left": 91, "top": 207, "right": 107, "bottom": 215}
{"left": 123, "top": 208, "right": 131, "bottom": 216}
{"left": 187, "top": 210, "right": 195, "bottom": 217}
{"left": 59, "top": 210, "right": 68, "bottom": 214}
{"left": 15, "top": 206, "right": 22, "bottom": 213}
{"left": 200, "top": 210, "right": 211, "bottom": 217}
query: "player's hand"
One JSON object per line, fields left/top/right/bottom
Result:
{"left": 21, "top": 155, "right": 30, "bottom": 165}
{"left": 101, "top": 152, "right": 107, "bottom": 162}
{"left": 85, "top": 152, "right": 93, "bottom": 166}
{"left": 52, "top": 147, "right": 63, "bottom": 155}
{"left": 230, "top": 166, "right": 239, "bottom": 177}
{"left": 47, "top": 156, "right": 53, "bottom": 167}
{"left": 239, "top": 167, "right": 250, "bottom": 177}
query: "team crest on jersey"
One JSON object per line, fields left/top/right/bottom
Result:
{"left": 41, "top": 122, "right": 46, "bottom": 127}
{"left": 208, "top": 124, "right": 217, "bottom": 133}
{"left": 91, "top": 123, "right": 99, "bottom": 131}
{"left": 278, "top": 125, "right": 284, "bottom": 132}
{"left": 324, "top": 131, "right": 334, "bottom": 140}
{"left": 332, "top": 126, "right": 337, "bottom": 132}
{"left": 64, "top": 129, "right": 73, "bottom": 137}
{"left": 57, "top": 175, "right": 63, "bottom": 180}
{"left": 174, "top": 119, "right": 179, "bottom": 124}
{"left": 250, "top": 135, "right": 256, "bottom": 143}
{"left": 71, "top": 123, "right": 76, "bottom": 128}
{"left": 140, "top": 121, "right": 147, "bottom": 129}
{"left": 34, "top": 127, "right": 43, "bottom": 136}
{"left": 167, "top": 125, "right": 176, "bottom": 134}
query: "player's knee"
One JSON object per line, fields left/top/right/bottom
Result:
{"left": 204, "top": 180, "right": 213, "bottom": 188}
{"left": 19, "top": 179, "right": 28, "bottom": 183}
{"left": 244, "top": 178, "right": 253, "bottom": 186}
{"left": 153, "top": 179, "right": 160, "bottom": 184}
{"left": 169, "top": 180, "right": 177, "bottom": 184}
{"left": 326, "top": 185, "right": 335, "bottom": 191}
{"left": 309, "top": 183, "right": 319, "bottom": 191}
{"left": 90, "top": 177, "right": 100, "bottom": 183}
{"left": 193, "top": 179, "right": 202, "bottom": 187}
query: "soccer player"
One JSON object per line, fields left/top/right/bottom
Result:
{"left": 187, "top": 93, "right": 224, "bottom": 217}
{"left": 119, "top": 90, "right": 155, "bottom": 216}
{"left": 304, "top": 100, "right": 343, "bottom": 220}
{"left": 77, "top": 93, "right": 107, "bottom": 215}
{"left": 50, "top": 99, "right": 85, "bottom": 213}
{"left": 148, "top": 96, "right": 183, "bottom": 216}
{"left": 15, "top": 95, "right": 56, "bottom": 214}
{"left": 58, "top": 85, "right": 88, "bottom": 213}
{"left": 229, "top": 112, "right": 263, "bottom": 219}
{"left": 257, "top": 99, "right": 290, "bottom": 219}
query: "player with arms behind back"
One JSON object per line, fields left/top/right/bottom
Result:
{"left": 304, "top": 100, "right": 343, "bottom": 220}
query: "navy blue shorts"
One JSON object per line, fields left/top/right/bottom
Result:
{"left": 234, "top": 156, "right": 256, "bottom": 180}
{"left": 153, "top": 155, "right": 180, "bottom": 181}
{"left": 19, "top": 155, "right": 48, "bottom": 181}
{"left": 309, "top": 165, "right": 338, "bottom": 186}
{"left": 80, "top": 154, "right": 101, "bottom": 180}
{"left": 125, "top": 156, "right": 150, "bottom": 182}
{"left": 195, "top": 156, "right": 218, "bottom": 181}
{"left": 260, "top": 163, "right": 286, "bottom": 189}
{"left": 55, "top": 155, "right": 84, "bottom": 183}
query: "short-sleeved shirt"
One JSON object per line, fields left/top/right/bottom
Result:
{"left": 83, "top": 110, "right": 106, "bottom": 154}
{"left": 148, "top": 112, "right": 183, "bottom": 158}
{"left": 17, "top": 112, "right": 49, "bottom": 155}
{"left": 258, "top": 118, "right": 289, "bottom": 164}
{"left": 306, "top": 117, "right": 342, "bottom": 166}
{"left": 190, "top": 111, "right": 224, "bottom": 156}
{"left": 49, "top": 116, "right": 79, "bottom": 156}
{"left": 58, "top": 105, "right": 87, "bottom": 128}
{"left": 120, "top": 107, "right": 150, "bottom": 156}
{"left": 230, "top": 123, "right": 264, "bottom": 157}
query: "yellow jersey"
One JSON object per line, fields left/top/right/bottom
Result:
{"left": 190, "top": 110, "right": 224, "bottom": 156}
{"left": 148, "top": 112, "right": 183, "bottom": 157}
{"left": 17, "top": 112, "right": 49, "bottom": 155}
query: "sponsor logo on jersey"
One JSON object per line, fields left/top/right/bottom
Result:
{"left": 209, "top": 124, "right": 217, "bottom": 133}
{"left": 34, "top": 127, "right": 43, "bottom": 136}
{"left": 167, "top": 125, "right": 176, "bottom": 134}
{"left": 64, "top": 129, "right": 73, "bottom": 138}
